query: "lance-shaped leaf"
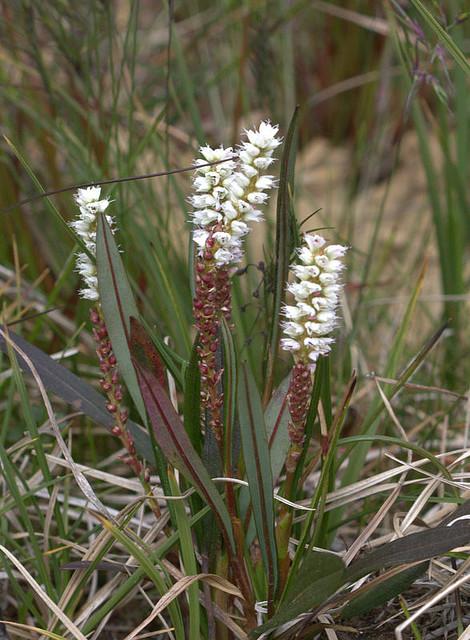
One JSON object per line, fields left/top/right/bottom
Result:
{"left": 265, "top": 373, "right": 291, "bottom": 484}
{"left": 0, "top": 330, "right": 152, "bottom": 460}
{"left": 252, "top": 509, "right": 470, "bottom": 638}
{"left": 129, "top": 316, "right": 167, "bottom": 391}
{"left": 251, "top": 552, "right": 346, "bottom": 638}
{"left": 341, "top": 563, "right": 426, "bottom": 619}
{"left": 238, "top": 363, "right": 278, "bottom": 598}
{"left": 346, "top": 519, "right": 470, "bottom": 582}
{"left": 183, "top": 334, "right": 202, "bottom": 452}
{"left": 220, "top": 318, "right": 238, "bottom": 477}
{"left": 133, "top": 357, "right": 235, "bottom": 553}
{"left": 263, "top": 107, "right": 299, "bottom": 404}
{"left": 96, "top": 214, "right": 147, "bottom": 423}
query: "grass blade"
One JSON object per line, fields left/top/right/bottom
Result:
{"left": 238, "top": 363, "right": 279, "bottom": 603}
{"left": 409, "top": 0, "right": 470, "bottom": 76}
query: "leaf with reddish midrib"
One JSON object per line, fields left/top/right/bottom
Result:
{"left": 129, "top": 316, "right": 167, "bottom": 391}
{"left": 238, "top": 363, "right": 279, "bottom": 598}
{"left": 133, "top": 358, "right": 235, "bottom": 553}
{"left": 96, "top": 214, "right": 147, "bottom": 423}
{"left": 0, "top": 330, "right": 152, "bottom": 460}
{"left": 265, "top": 373, "right": 291, "bottom": 483}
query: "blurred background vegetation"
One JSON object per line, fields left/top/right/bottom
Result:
{"left": 1, "top": 0, "right": 469, "bottom": 433}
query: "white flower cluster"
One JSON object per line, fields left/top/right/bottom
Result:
{"left": 70, "top": 186, "right": 113, "bottom": 300}
{"left": 281, "top": 233, "right": 347, "bottom": 366}
{"left": 191, "top": 121, "right": 282, "bottom": 266}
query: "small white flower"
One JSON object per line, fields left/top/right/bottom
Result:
{"left": 214, "top": 248, "right": 234, "bottom": 264}
{"left": 213, "top": 232, "right": 232, "bottom": 246}
{"left": 193, "top": 229, "right": 210, "bottom": 248}
{"left": 80, "top": 286, "right": 100, "bottom": 301}
{"left": 243, "top": 209, "right": 263, "bottom": 222}
{"left": 245, "top": 121, "right": 281, "bottom": 150}
{"left": 283, "top": 322, "right": 305, "bottom": 337}
{"left": 297, "top": 302, "right": 317, "bottom": 317}
{"left": 227, "top": 181, "right": 245, "bottom": 199}
{"left": 198, "top": 146, "right": 234, "bottom": 164}
{"left": 230, "top": 220, "right": 250, "bottom": 237}
{"left": 74, "top": 186, "right": 102, "bottom": 206}
{"left": 192, "top": 209, "right": 220, "bottom": 226}
{"left": 280, "top": 338, "right": 301, "bottom": 351}
{"left": 255, "top": 175, "right": 275, "bottom": 190}
{"left": 292, "top": 264, "right": 320, "bottom": 280}
{"left": 221, "top": 200, "right": 238, "bottom": 220}
{"left": 240, "top": 164, "right": 258, "bottom": 179}
{"left": 253, "top": 156, "right": 274, "bottom": 170}
{"left": 287, "top": 281, "right": 321, "bottom": 299}
{"left": 305, "top": 234, "right": 326, "bottom": 251}
{"left": 283, "top": 305, "right": 305, "bottom": 321}
{"left": 193, "top": 176, "right": 212, "bottom": 192}
{"left": 247, "top": 192, "right": 268, "bottom": 205}
{"left": 192, "top": 194, "right": 217, "bottom": 209}
{"left": 325, "top": 244, "right": 348, "bottom": 259}
{"left": 243, "top": 142, "right": 261, "bottom": 158}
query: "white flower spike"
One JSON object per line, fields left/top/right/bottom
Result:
{"left": 281, "top": 233, "right": 347, "bottom": 368}
{"left": 70, "top": 186, "right": 114, "bottom": 300}
{"left": 191, "top": 121, "right": 282, "bottom": 267}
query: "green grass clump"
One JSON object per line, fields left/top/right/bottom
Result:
{"left": 1, "top": 2, "right": 470, "bottom": 639}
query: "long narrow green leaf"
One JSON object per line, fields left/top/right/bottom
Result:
{"left": 0, "top": 330, "right": 152, "bottom": 459}
{"left": 238, "top": 363, "right": 278, "bottom": 600}
{"left": 95, "top": 512, "right": 185, "bottom": 639}
{"left": 167, "top": 470, "right": 201, "bottom": 639}
{"left": 265, "top": 373, "right": 291, "bottom": 483}
{"left": 96, "top": 214, "right": 147, "bottom": 424}
{"left": 252, "top": 553, "right": 346, "bottom": 638}
{"left": 254, "top": 510, "right": 470, "bottom": 638}
{"left": 183, "top": 334, "right": 202, "bottom": 452}
{"left": 221, "top": 317, "right": 238, "bottom": 478}
{"left": 263, "top": 107, "right": 299, "bottom": 404}
{"left": 133, "top": 356, "right": 235, "bottom": 553}
{"left": 409, "top": 0, "right": 470, "bottom": 76}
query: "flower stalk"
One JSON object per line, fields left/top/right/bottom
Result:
{"left": 281, "top": 232, "right": 347, "bottom": 472}
{"left": 191, "top": 122, "right": 282, "bottom": 442}
{"left": 71, "top": 187, "right": 158, "bottom": 512}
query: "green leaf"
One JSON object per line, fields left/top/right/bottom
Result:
{"left": 265, "top": 373, "right": 291, "bottom": 483}
{"left": 263, "top": 107, "right": 299, "bottom": 404}
{"left": 341, "top": 563, "right": 426, "bottom": 619}
{"left": 167, "top": 469, "right": 201, "bottom": 639}
{"left": 238, "top": 363, "right": 278, "bottom": 599}
{"left": 183, "top": 334, "right": 202, "bottom": 453}
{"left": 409, "top": 0, "right": 470, "bottom": 77}
{"left": 254, "top": 510, "right": 470, "bottom": 637}
{"left": 94, "top": 512, "right": 185, "bottom": 639}
{"left": 96, "top": 214, "right": 147, "bottom": 424}
{"left": 0, "top": 330, "right": 152, "bottom": 460}
{"left": 346, "top": 520, "right": 470, "bottom": 582}
{"left": 220, "top": 317, "right": 238, "bottom": 477}
{"left": 133, "top": 356, "right": 235, "bottom": 553}
{"left": 252, "top": 552, "right": 346, "bottom": 638}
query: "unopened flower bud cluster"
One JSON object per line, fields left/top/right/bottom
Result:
{"left": 70, "top": 187, "right": 114, "bottom": 300}
{"left": 281, "top": 233, "right": 347, "bottom": 368}
{"left": 191, "top": 121, "right": 282, "bottom": 267}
